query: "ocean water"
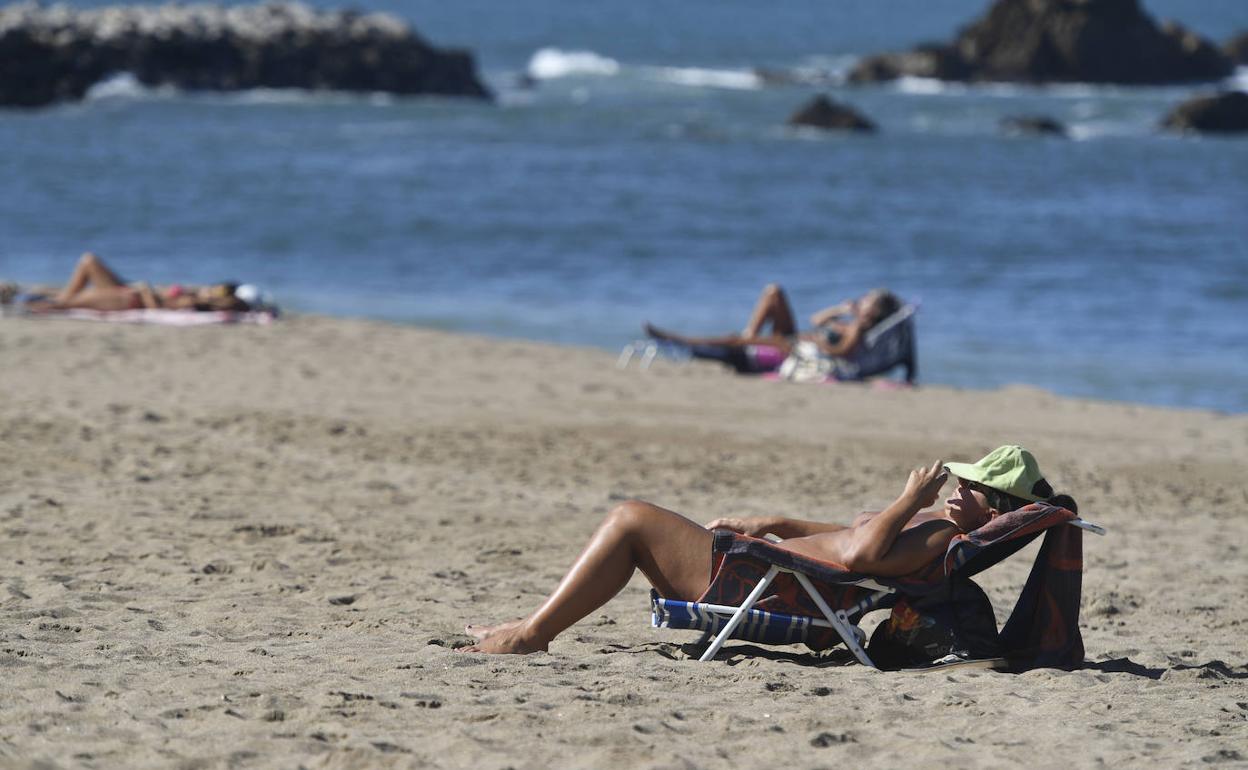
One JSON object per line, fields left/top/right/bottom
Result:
{"left": 2, "top": 0, "right": 1246, "bottom": 412}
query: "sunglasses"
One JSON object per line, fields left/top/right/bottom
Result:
{"left": 957, "top": 477, "right": 997, "bottom": 497}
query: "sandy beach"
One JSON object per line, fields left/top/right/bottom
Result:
{"left": 1, "top": 314, "right": 1245, "bottom": 769}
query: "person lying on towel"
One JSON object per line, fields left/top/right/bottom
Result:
{"left": 643, "top": 284, "right": 902, "bottom": 373}
{"left": 21, "top": 252, "right": 256, "bottom": 313}
{"left": 459, "top": 445, "right": 1076, "bottom": 655}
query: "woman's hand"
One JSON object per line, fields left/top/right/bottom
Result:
{"left": 705, "top": 516, "right": 775, "bottom": 537}
{"left": 902, "top": 460, "right": 948, "bottom": 510}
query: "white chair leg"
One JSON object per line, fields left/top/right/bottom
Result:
{"left": 698, "top": 565, "right": 780, "bottom": 662}
{"left": 617, "top": 343, "right": 637, "bottom": 369}
{"left": 640, "top": 343, "right": 658, "bottom": 370}
{"left": 793, "top": 572, "right": 877, "bottom": 668}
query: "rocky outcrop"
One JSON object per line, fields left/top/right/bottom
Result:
{"left": 0, "top": 2, "right": 491, "bottom": 108}
{"left": 848, "top": 0, "right": 1233, "bottom": 86}
{"left": 1001, "top": 115, "right": 1067, "bottom": 137}
{"left": 787, "top": 95, "right": 876, "bottom": 133}
{"left": 1161, "top": 91, "right": 1248, "bottom": 134}
{"left": 1226, "top": 32, "right": 1248, "bottom": 65}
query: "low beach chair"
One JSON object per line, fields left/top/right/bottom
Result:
{"left": 835, "top": 301, "right": 918, "bottom": 383}
{"left": 651, "top": 503, "right": 1104, "bottom": 670}
{"left": 619, "top": 303, "right": 918, "bottom": 384}
{"left": 773, "top": 303, "right": 918, "bottom": 384}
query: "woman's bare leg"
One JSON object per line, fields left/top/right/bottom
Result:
{"left": 50, "top": 287, "right": 141, "bottom": 311}
{"left": 742, "top": 284, "right": 797, "bottom": 338}
{"left": 642, "top": 323, "right": 792, "bottom": 353}
{"left": 460, "top": 500, "right": 713, "bottom": 654}
{"left": 55, "top": 252, "right": 126, "bottom": 303}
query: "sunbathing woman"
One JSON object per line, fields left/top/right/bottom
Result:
{"left": 461, "top": 445, "right": 1075, "bottom": 654}
{"left": 25, "top": 252, "right": 250, "bottom": 312}
{"left": 643, "top": 284, "right": 902, "bottom": 373}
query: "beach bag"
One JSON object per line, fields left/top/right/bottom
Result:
{"left": 777, "top": 340, "right": 836, "bottom": 383}
{"left": 867, "top": 578, "right": 1001, "bottom": 669}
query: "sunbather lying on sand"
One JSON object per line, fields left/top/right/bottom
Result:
{"left": 20, "top": 252, "right": 253, "bottom": 312}
{"left": 643, "top": 284, "right": 902, "bottom": 372}
{"left": 460, "top": 445, "right": 1076, "bottom": 654}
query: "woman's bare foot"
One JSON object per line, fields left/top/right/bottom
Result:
{"left": 457, "top": 624, "right": 549, "bottom": 655}
{"left": 465, "top": 618, "right": 524, "bottom": 641}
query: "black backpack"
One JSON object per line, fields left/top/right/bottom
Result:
{"left": 867, "top": 577, "right": 1002, "bottom": 670}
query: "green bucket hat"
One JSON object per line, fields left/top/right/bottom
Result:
{"left": 944, "top": 445, "right": 1053, "bottom": 503}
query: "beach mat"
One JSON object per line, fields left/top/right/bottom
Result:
{"left": 8, "top": 308, "right": 277, "bottom": 325}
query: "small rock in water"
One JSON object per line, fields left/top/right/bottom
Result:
{"left": 787, "top": 95, "right": 877, "bottom": 133}
{"left": 1001, "top": 115, "right": 1067, "bottom": 137}
{"left": 1161, "top": 91, "right": 1248, "bottom": 134}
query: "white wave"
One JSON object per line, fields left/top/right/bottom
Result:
{"left": 1066, "top": 120, "right": 1151, "bottom": 141}
{"left": 647, "top": 66, "right": 763, "bottom": 91}
{"left": 223, "top": 88, "right": 393, "bottom": 106}
{"left": 1066, "top": 122, "right": 1126, "bottom": 141}
{"left": 899, "top": 76, "right": 1049, "bottom": 98}
{"left": 526, "top": 48, "right": 620, "bottom": 80}
{"left": 82, "top": 74, "right": 399, "bottom": 106}
{"left": 1228, "top": 66, "right": 1248, "bottom": 92}
{"left": 84, "top": 72, "right": 175, "bottom": 101}
{"left": 894, "top": 76, "right": 962, "bottom": 95}
{"left": 892, "top": 76, "right": 1159, "bottom": 100}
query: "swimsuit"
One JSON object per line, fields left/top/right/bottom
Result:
{"left": 699, "top": 531, "right": 843, "bottom": 649}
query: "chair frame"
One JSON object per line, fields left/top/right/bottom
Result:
{"left": 686, "top": 519, "right": 1105, "bottom": 666}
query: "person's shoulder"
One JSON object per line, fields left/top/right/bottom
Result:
{"left": 912, "top": 518, "right": 959, "bottom": 539}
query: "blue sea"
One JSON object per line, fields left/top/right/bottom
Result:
{"left": 2, "top": 0, "right": 1246, "bottom": 412}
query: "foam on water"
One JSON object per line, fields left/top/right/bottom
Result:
{"left": 84, "top": 72, "right": 175, "bottom": 101}
{"left": 891, "top": 75, "right": 1204, "bottom": 101}
{"left": 1229, "top": 66, "right": 1248, "bottom": 91}
{"left": 526, "top": 48, "right": 620, "bottom": 79}
{"left": 645, "top": 66, "right": 763, "bottom": 90}
{"left": 82, "top": 73, "right": 408, "bottom": 107}
{"left": 223, "top": 89, "right": 396, "bottom": 106}
{"left": 1066, "top": 121, "right": 1135, "bottom": 141}
{"left": 893, "top": 76, "right": 956, "bottom": 96}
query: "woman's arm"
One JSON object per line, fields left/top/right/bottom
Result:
{"left": 837, "top": 461, "right": 947, "bottom": 567}
{"left": 705, "top": 516, "right": 846, "bottom": 539}
{"left": 808, "top": 299, "right": 855, "bottom": 327}
{"left": 775, "top": 462, "right": 950, "bottom": 574}
{"left": 779, "top": 518, "right": 958, "bottom": 576}
{"left": 134, "top": 282, "right": 162, "bottom": 309}
{"left": 808, "top": 318, "right": 867, "bottom": 357}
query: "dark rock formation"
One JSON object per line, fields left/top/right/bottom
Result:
{"left": 848, "top": 0, "right": 1234, "bottom": 86}
{"left": 0, "top": 2, "right": 491, "bottom": 108}
{"left": 1001, "top": 115, "right": 1067, "bottom": 137}
{"left": 787, "top": 95, "right": 876, "bottom": 133}
{"left": 1161, "top": 91, "right": 1248, "bottom": 134}
{"left": 1226, "top": 31, "right": 1248, "bottom": 65}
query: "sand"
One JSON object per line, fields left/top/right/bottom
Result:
{"left": 1, "top": 314, "right": 1245, "bottom": 769}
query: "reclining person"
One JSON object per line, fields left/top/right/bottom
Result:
{"left": 460, "top": 445, "right": 1075, "bottom": 655}
{"left": 23, "top": 252, "right": 252, "bottom": 313}
{"left": 644, "top": 284, "right": 902, "bottom": 373}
